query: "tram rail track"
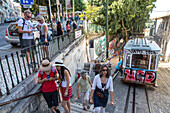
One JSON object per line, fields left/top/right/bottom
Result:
{"left": 123, "top": 84, "right": 153, "bottom": 113}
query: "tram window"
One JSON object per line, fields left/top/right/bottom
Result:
{"left": 150, "top": 55, "right": 156, "bottom": 70}
{"left": 126, "top": 53, "right": 131, "bottom": 67}
{"left": 131, "top": 54, "right": 149, "bottom": 69}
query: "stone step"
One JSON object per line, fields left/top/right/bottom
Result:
{"left": 70, "top": 103, "right": 93, "bottom": 113}
{"left": 36, "top": 102, "right": 94, "bottom": 113}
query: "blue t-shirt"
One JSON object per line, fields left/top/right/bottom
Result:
{"left": 116, "top": 60, "right": 123, "bottom": 69}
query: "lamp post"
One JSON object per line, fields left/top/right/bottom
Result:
{"left": 106, "top": 0, "right": 109, "bottom": 59}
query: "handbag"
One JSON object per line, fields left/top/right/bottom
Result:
{"left": 96, "top": 79, "right": 108, "bottom": 99}
{"left": 96, "top": 91, "right": 104, "bottom": 99}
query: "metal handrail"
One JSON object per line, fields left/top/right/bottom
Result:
{"left": 0, "top": 29, "right": 83, "bottom": 97}
{"left": 0, "top": 92, "right": 41, "bottom": 107}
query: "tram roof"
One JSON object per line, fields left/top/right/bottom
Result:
{"left": 124, "top": 36, "right": 161, "bottom": 51}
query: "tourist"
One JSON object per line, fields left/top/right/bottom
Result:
{"left": 90, "top": 64, "right": 114, "bottom": 113}
{"left": 54, "top": 59, "right": 72, "bottom": 113}
{"left": 36, "top": 15, "right": 50, "bottom": 60}
{"left": 56, "top": 22, "right": 64, "bottom": 36}
{"left": 37, "top": 59, "right": 60, "bottom": 113}
{"left": 95, "top": 60, "right": 101, "bottom": 75}
{"left": 66, "top": 21, "right": 70, "bottom": 33}
{"left": 112, "top": 59, "right": 123, "bottom": 78}
{"left": 77, "top": 71, "right": 92, "bottom": 110}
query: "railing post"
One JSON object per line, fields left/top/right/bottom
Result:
{"left": 57, "top": 37, "right": 60, "bottom": 50}
{"left": 68, "top": 33, "right": 71, "bottom": 43}
{"left": 31, "top": 46, "right": 36, "bottom": 71}
{"left": 21, "top": 50, "right": 28, "bottom": 77}
{"left": 0, "top": 57, "right": 10, "bottom": 95}
{"left": 5, "top": 55, "right": 15, "bottom": 88}
{"left": 11, "top": 53, "right": 19, "bottom": 84}
{"left": 16, "top": 52, "right": 24, "bottom": 81}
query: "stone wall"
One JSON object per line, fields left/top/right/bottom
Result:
{"left": 0, "top": 35, "right": 89, "bottom": 113}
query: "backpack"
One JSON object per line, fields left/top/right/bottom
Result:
{"left": 40, "top": 68, "right": 56, "bottom": 80}
{"left": 16, "top": 18, "right": 25, "bottom": 48}
{"left": 73, "top": 22, "right": 77, "bottom": 29}
{"left": 17, "top": 18, "right": 25, "bottom": 38}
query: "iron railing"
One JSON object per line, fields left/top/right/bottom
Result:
{"left": 0, "top": 29, "right": 83, "bottom": 97}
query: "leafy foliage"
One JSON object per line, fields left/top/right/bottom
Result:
{"left": 86, "top": 0, "right": 156, "bottom": 42}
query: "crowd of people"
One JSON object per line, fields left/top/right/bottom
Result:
{"left": 18, "top": 10, "right": 78, "bottom": 67}
{"left": 37, "top": 57, "right": 124, "bottom": 113}
{"left": 18, "top": 9, "right": 124, "bottom": 113}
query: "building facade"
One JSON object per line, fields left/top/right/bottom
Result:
{"left": 0, "top": 0, "right": 18, "bottom": 23}
{"left": 153, "top": 14, "right": 170, "bottom": 62}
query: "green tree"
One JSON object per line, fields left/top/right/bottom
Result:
{"left": 86, "top": 0, "right": 156, "bottom": 43}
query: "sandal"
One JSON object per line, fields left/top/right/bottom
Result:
{"left": 83, "top": 107, "right": 87, "bottom": 111}
{"left": 87, "top": 106, "right": 90, "bottom": 109}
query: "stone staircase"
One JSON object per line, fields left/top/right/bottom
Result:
{"left": 36, "top": 102, "right": 94, "bottom": 113}
{"left": 35, "top": 63, "right": 94, "bottom": 113}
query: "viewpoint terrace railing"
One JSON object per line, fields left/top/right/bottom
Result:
{"left": 0, "top": 29, "right": 83, "bottom": 97}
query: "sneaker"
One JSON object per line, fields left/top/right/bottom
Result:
{"left": 27, "top": 63, "right": 33, "bottom": 68}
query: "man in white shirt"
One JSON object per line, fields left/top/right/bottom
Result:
{"left": 18, "top": 10, "right": 34, "bottom": 68}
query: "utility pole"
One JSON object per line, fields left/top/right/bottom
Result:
{"left": 106, "top": 0, "right": 109, "bottom": 58}
{"left": 65, "top": 0, "right": 67, "bottom": 21}
{"left": 38, "top": 0, "right": 39, "bottom": 13}
{"left": 73, "top": 0, "right": 75, "bottom": 20}
{"left": 48, "top": 0, "right": 54, "bottom": 38}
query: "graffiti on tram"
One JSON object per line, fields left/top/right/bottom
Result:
{"left": 124, "top": 68, "right": 156, "bottom": 84}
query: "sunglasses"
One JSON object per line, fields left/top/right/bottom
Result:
{"left": 37, "top": 20, "right": 41, "bottom": 22}
{"left": 102, "top": 69, "right": 108, "bottom": 72}
{"left": 27, "top": 15, "right": 31, "bottom": 18}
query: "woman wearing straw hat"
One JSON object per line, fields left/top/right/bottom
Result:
{"left": 38, "top": 59, "right": 60, "bottom": 113}
{"left": 54, "top": 59, "right": 72, "bottom": 113}
{"left": 77, "top": 71, "right": 92, "bottom": 111}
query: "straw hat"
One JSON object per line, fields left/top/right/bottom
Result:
{"left": 53, "top": 59, "right": 65, "bottom": 67}
{"left": 40, "top": 60, "right": 52, "bottom": 72}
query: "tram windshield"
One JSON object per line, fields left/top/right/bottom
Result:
{"left": 131, "top": 54, "right": 149, "bottom": 69}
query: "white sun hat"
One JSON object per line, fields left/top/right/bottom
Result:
{"left": 53, "top": 59, "right": 65, "bottom": 67}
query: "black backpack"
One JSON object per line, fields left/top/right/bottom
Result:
{"left": 73, "top": 22, "right": 77, "bottom": 29}
{"left": 16, "top": 18, "right": 25, "bottom": 48}
{"left": 17, "top": 18, "right": 25, "bottom": 38}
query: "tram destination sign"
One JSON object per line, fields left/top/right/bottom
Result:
{"left": 125, "top": 50, "right": 158, "bottom": 54}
